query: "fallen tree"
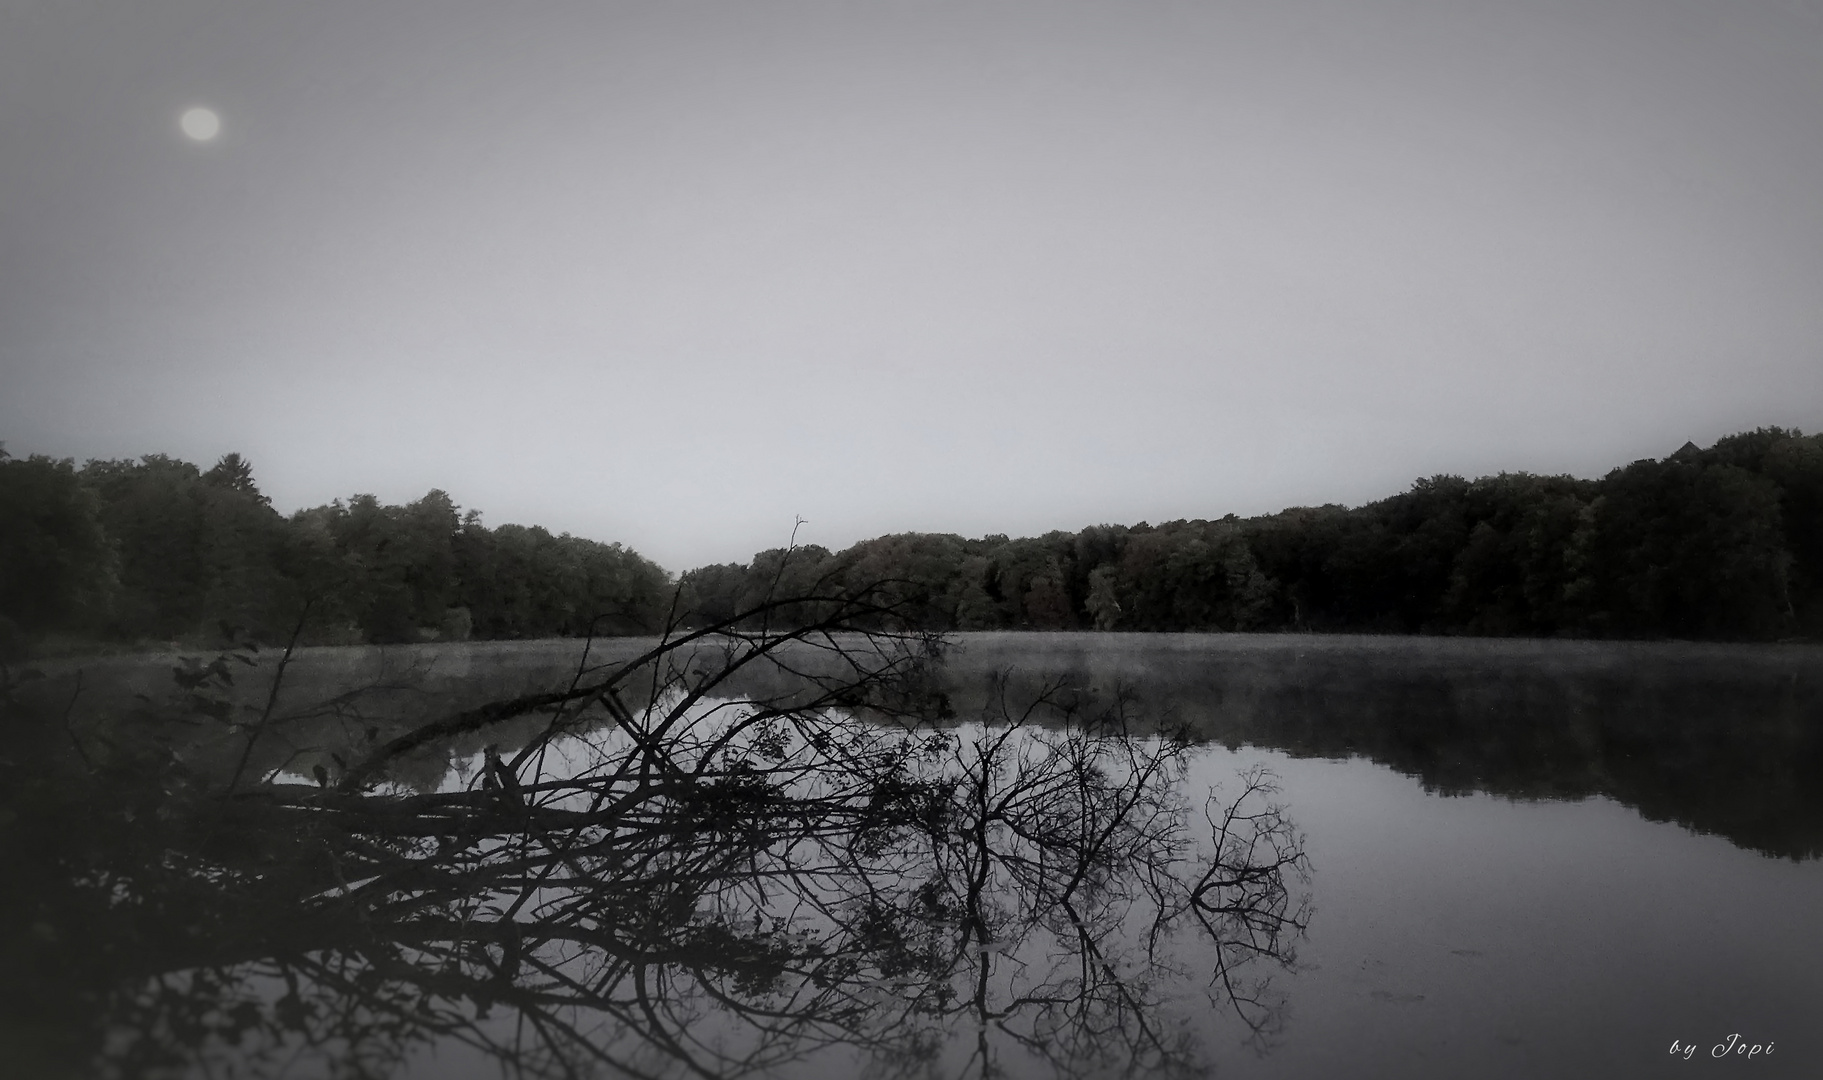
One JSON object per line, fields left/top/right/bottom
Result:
{"left": 3, "top": 573, "right": 1310, "bottom": 1079}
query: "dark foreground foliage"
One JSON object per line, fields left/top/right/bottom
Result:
{"left": 1, "top": 586, "right": 1310, "bottom": 1079}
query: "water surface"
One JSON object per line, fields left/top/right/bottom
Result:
{"left": 10, "top": 632, "right": 1819, "bottom": 1078}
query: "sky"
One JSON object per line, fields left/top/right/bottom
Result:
{"left": 3, "top": 0, "right": 1822, "bottom": 571}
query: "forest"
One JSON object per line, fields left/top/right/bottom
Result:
{"left": 0, "top": 452, "right": 670, "bottom": 654}
{"left": 2, "top": 426, "right": 1820, "bottom": 653}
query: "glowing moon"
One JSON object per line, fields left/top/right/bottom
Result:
{"left": 179, "top": 107, "right": 221, "bottom": 141}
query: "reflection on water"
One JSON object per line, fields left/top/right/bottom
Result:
{"left": 945, "top": 633, "right": 1823, "bottom": 859}
{"left": 6, "top": 627, "right": 1822, "bottom": 1078}
{"left": 4, "top": 622, "right": 1308, "bottom": 1079}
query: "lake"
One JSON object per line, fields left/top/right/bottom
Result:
{"left": 926, "top": 634, "right": 1823, "bottom": 1078}
{"left": 8, "top": 632, "right": 1821, "bottom": 1078}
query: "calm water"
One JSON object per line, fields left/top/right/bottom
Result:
{"left": 939, "top": 635, "right": 1823, "bottom": 1078}
{"left": 1186, "top": 749, "right": 1819, "bottom": 1078}
{"left": 11, "top": 633, "right": 1822, "bottom": 1078}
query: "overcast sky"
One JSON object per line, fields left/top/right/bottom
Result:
{"left": 4, "top": 0, "right": 1821, "bottom": 570}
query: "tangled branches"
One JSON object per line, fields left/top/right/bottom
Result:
{"left": 2, "top": 581, "right": 1310, "bottom": 1079}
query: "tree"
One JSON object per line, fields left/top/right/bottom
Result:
{"left": 202, "top": 452, "right": 269, "bottom": 505}
{"left": 1761, "top": 433, "right": 1823, "bottom": 633}
{"left": 4, "top": 582, "right": 1310, "bottom": 1079}
{"left": 1437, "top": 474, "right": 1595, "bottom": 636}
{"left": 0, "top": 450, "right": 116, "bottom": 639}
{"left": 1584, "top": 459, "right": 1793, "bottom": 639}
{"left": 1084, "top": 565, "right": 1121, "bottom": 630}
{"left": 79, "top": 453, "right": 295, "bottom": 641}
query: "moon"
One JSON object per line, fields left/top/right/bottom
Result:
{"left": 179, "top": 107, "right": 221, "bottom": 141}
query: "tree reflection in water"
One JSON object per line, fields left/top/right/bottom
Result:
{"left": 3, "top": 590, "right": 1310, "bottom": 1079}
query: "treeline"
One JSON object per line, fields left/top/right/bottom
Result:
{"left": 4, "top": 427, "right": 1821, "bottom": 652}
{"left": 681, "top": 428, "right": 1823, "bottom": 642}
{"left": 0, "top": 451, "right": 669, "bottom": 653}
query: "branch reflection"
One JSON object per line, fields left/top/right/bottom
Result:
{"left": 4, "top": 600, "right": 1310, "bottom": 1079}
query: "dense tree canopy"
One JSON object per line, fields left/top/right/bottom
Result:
{"left": 682, "top": 428, "right": 1823, "bottom": 642}
{"left": 0, "top": 448, "right": 116, "bottom": 647}
{"left": 0, "top": 452, "right": 670, "bottom": 648}
{"left": 1, "top": 427, "right": 1818, "bottom": 649}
